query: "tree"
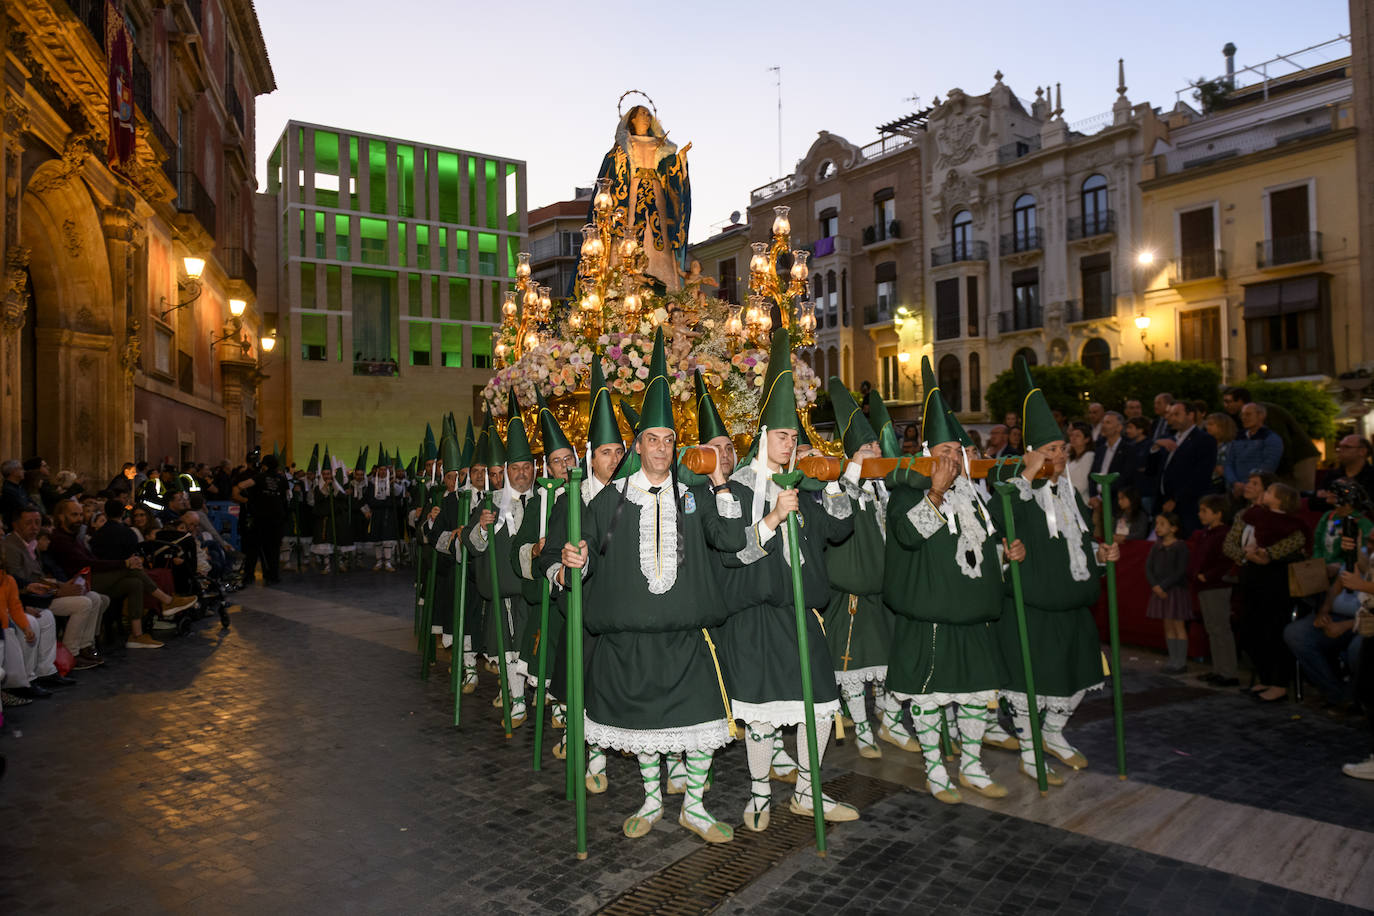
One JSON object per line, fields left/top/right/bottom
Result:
{"left": 986, "top": 363, "right": 1097, "bottom": 423}
{"left": 1090, "top": 361, "right": 1222, "bottom": 414}
{"left": 1239, "top": 376, "right": 1340, "bottom": 441}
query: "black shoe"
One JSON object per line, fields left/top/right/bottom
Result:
{"left": 35, "top": 674, "right": 77, "bottom": 688}
{"left": 1212, "top": 677, "right": 1239, "bottom": 687}
{"left": 1197, "top": 672, "right": 1222, "bottom": 684}
{"left": 12, "top": 685, "right": 53, "bottom": 700}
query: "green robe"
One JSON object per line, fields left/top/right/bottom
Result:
{"left": 463, "top": 488, "right": 532, "bottom": 659}
{"left": 823, "top": 479, "right": 894, "bottom": 687}
{"left": 312, "top": 485, "right": 353, "bottom": 549}
{"left": 574, "top": 471, "right": 745, "bottom": 750}
{"left": 717, "top": 466, "right": 854, "bottom": 726}
{"left": 988, "top": 476, "right": 1105, "bottom": 698}
{"left": 533, "top": 478, "right": 605, "bottom": 701}
{"left": 427, "top": 488, "right": 480, "bottom": 641}
{"left": 883, "top": 480, "right": 1009, "bottom": 698}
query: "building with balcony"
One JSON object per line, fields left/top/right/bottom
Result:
{"left": 1138, "top": 38, "right": 1361, "bottom": 381}
{"left": 746, "top": 126, "right": 924, "bottom": 405}
{"left": 687, "top": 212, "right": 752, "bottom": 312}
{"left": 918, "top": 67, "right": 1164, "bottom": 421}
{"left": 256, "top": 122, "right": 526, "bottom": 464}
{"left": 1, "top": 0, "right": 274, "bottom": 476}
{"left": 528, "top": 188, "right": 591, "bottom": 305}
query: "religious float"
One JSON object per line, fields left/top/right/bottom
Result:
{"left": 480, "top": 92, "right": 836, "bottom": 455}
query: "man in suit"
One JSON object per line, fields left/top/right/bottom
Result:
{"left": 985, "top": 424, "right": 1017, "bottom": 459}
{"left": 1148, "top": 393, "right": 1174, "bottom": 444}
{"left": 1086, "top": 402, "right": 1106, "bottom": 445}
{"left": 1088, "top": 411, "right": 1131, "bottom": 507}
{"left": 1153, "top": 400, "right": 1216, "bottom": 535}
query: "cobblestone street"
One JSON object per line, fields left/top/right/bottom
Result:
{"left": 2, "top": 570, "right": 1371, "bottom": 915}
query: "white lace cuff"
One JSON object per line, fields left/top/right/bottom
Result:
{"left": 823, "top": 486, "right": 851, "bottom": 519}
{"left": 736, "top": 523, "right": 771, "bottom": 564}
{"left": 843, "top": 460, "right": 863, "bottom": 485}
{"left": 518, "top": 542, "right": 534, "bottom": 579}
{"left": 908, "top": 497, "right": 946, "bottom": 538}
{"left": 467, "top": 524, "right": 488, "bottom": 552}
{"left": 1011, "top": 476, "right": 1034, "bottom": 501}
{"left": 435, "top": 530, "right": 455, "bottom": 554}
{"left": 717, "top": 492, "right": 741, "bottom": 518}
{"left": 545, "top": 563, "right": 564, "bottom": 590}
{"left": 584, "top": 715, "right": 734, "bottom": 754}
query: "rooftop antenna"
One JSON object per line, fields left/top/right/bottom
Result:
{"left": 768, "top": 65, "right": 782, "bottom": 178}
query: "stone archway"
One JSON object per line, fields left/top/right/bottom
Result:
{"left": 20, "top": 161, "right": 128, "bottom": 478}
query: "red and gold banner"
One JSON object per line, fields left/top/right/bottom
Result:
{"left": 105, "top": 0, "right": 135, "bottom": 174}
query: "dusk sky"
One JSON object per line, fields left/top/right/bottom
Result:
{"left": 253, "top": 0, "right": 1351, "bottom": 244}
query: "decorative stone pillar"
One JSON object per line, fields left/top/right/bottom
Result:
{"left": 1, "top": 93, "right": 30, "bottom": 460}
{"left": 219, "top": 354, "right": 262, "bottom": 465}
{"left": 102, "top": 199, "right": 139, "bottom": 466}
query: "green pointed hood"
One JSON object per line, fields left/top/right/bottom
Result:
{"left": 618, "top": 401, "right": 640, "bottom": 437}
{"left": 796, "top": 413, "right": 812, "bottom": 448}
{"left": 1016, "top": 356, "right": 1063, "bottom": 449}
{"left": 423, "top": 424, "right": 438, "bottom": 462}
{"left": 354, "top": 445, "right": 369, "bottom": 474}
{"left": 460, "top": 417, "right": 476, "bottom": 469}
{"left": 587, "top": 351, "right": 621, "bottom": 450}
{"left": 695, "top": 369, "right": 730, "bottom": 443}
{"left": 305, "top": 444, "right": 320, "bottom": 474}
{"left": 321, "top": 443, "right": 335, "bottom": 474}
{"left": 504, "top": 388, "right": 534, "bottom": 464}
{"left": 636, "top": 327, "right": 675, "bottom": 435}
{"left": 755, "top": 327, "right": 798, "bottom": 435}
{"left": 828, "top": 376, "right": 877, "bottom": 458}
{"left": 479, "top": 409, "right": 506, "bottom": 467}
{"left": 536, "top": 388, "right": 574, "bottom": 456}
{"left": 472, "top": 420, "right": 490, "bottom": 468}
{"left": 868, "top": 390, "right": 901, "bottom": 458}
{"left": 378, "top": 446, "right": 388, "bottom": 470}
{"left": 405, "top": 454, "right": 417, "bottom": 476}
{"left": 440, "top": 426, "right": 461, "bottom": 472}
{"left": 919, "top": 357, "right": 963, "bottom": 447}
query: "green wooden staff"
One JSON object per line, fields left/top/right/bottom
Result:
{"left": 773, "top": 467, "right": 827, "bottom": 856}
{"left": 531, "top": 477, "right": 565, "bottom": 769}
{"left": 413, "top": 484, "right": 427, "bottom": 638}
{"left": 486, "top": 492, "right": 514, "bottom": 738}
{"left": 565, "top": 468, "right": 588, "bottom": 858}
{"left": 1090, "top": 471, "right": 1127, "bottom": 779}
{"left": 993, "top": 479, "right": 1050, "bottom": 796}
{"left": 418, "top": 534, "right": 439, "bottom": 680}
{"left": 451, "top": 492, "right": 472, "bottom": 724}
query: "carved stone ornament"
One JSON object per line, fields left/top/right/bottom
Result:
{"left": 930, "top": 90, "right": 988, "bottom": 171}
{"left": 62, "top": 219, "right": 82, "bottom": 257}
{"left": 2, "top": 246, "right": 31, "bottom": 333}
{"left": 931, "top": 168, "right": 985, "bottom": 237}
{"left": 77, "top": 353, "right": 94, "bottom": 373}
{"left": 1049, "top": 337, "right": 1069, "bottom": 366}
{"left": 74, "top": 305, "right": 96, "bottom": 333}
{"left": 77, "top": 407, "right": 93, "bottom": 439}
{"left": 121, "top": 316, "right": 142, "bottom": 382}
{"left": 27, "top": 133, "right": 92, "bottom": 194}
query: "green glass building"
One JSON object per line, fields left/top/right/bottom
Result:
{"left": 256, "top": 121, "right": 526, "bottom": 466}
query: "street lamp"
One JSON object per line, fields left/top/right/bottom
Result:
{"left": 1134, "top": 314, "right": 1155, "bottom": 362}
{"left": 261, "top": 333, "right": 276, "bottom": 353}
{"left": 1136, "top": 250, "right": 1154, "bottom": 266}
{"left": 160, "top": 255, "right": 207, "bottom": 319}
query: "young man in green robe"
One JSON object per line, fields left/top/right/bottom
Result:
{"left": 425, "top": 420, "right": 471, "bottom": 678}
{"left": 465, "top": 399, "right": 534, "bottom": 728}
{"left": 718, "top": 329, "right": 859, "bottom": 830}
{"left": 559, "top": 328, "right": 745, "bottom": 844}
{"left": 535, "top": 355, "right": 627, "bottom": 791}
{"left": 821, "top": 381, "right": 918, "bottom": 759}
{"left": 285, "top": 445, "right": 319, "bottom": 570}
{"left": 883, "top": 358, "right": 1025, "bottom": 803}
{"left": 990, "top": 358, "right": 1118, "bottom": 785}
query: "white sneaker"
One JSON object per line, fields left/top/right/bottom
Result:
{"left": 1342, "top": 755, "right": 1374, "bottom": 780}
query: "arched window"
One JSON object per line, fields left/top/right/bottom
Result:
{"left": 938, "top": 354, "right": 962, "bottom": 412}
{"left": 968, "top": 352, "right": 982, "bottom": 414}
{"left": 1014, "top": 346, "right": 1038, "bottom": 368}
{"left": 1012, "top": 194, "right": 1037, "bottom": 251}
{"left": 827, "top": 346, "right": 839, "bottom": 384}
{"left": 826, "top": 270, "right": 838, "bottom": 327}
{"left": 1081, "top": 337, "right": 1111, "bottom": 374}
{"left": 1082, "top": 174, "right": 1108, "bottom": 235}
{"left": 951, "top": 210, "right": 972, "bottom": 260}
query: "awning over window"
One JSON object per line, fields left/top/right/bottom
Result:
{"left": 1242, "top": 275, "right": 1324, "bottom": 318}
{"left": 874, "top": 261, "right": 897, "bottom": 283}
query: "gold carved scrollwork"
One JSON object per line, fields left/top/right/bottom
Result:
{"left": 2, "top": 246, "right": 31, "bottom": 334}
{"left": 28, "top": 133, "right": 92, "bottom": 194}
{"left": 121, "top": 316, "right": 142, "bottom": 382}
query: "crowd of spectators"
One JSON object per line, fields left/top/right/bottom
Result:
{"left": 875, "top": 382, "right": 1374, "bottom": 781}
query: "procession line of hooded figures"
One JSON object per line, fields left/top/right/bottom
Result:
{"left": 276, "top": 444, "right": 414, "bottom": 573}
{"left": 413, "top": 327, "right": 1118, "bottom": 845}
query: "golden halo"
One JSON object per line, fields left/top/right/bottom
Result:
{"left": 617, "top": 90, "right": 658, "bottom": 120}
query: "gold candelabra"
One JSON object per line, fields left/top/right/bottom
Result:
{"left": 568, "top": 176, "right": 652, "bottom": 343}
{"left": 743, "top": 205, "right": 816, "bottom": 349}
{"left": 494, "top": 252, "right": 551, "bottom": 368}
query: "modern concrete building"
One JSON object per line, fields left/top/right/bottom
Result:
{"left": 1139, "top": 40, "right": 1362, "bottom": 383}
{"left": 527, "top": 188, "right": 590, "bottom": 305}
{"left": 747, "top": 125, "right": 925, "bottom": 404}
{"left": 2, "top": 0, "right": 274, "bottom": 476}
{"left": 256, "top": 122, "right": 526, "bottom": 465}
{"left": 916, "top": 67, "right": 1164, "bottom": 421}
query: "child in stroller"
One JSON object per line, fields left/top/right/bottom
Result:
{"left": 138, "top": 514, "right": 231, "bottom": 634}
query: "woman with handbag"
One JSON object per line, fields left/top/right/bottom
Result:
{"left": 1224, "top": 482, "right": 1311, "bottom": 702}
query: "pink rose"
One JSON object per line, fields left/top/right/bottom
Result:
{"left": 635, "top": 365, "right": 649, "bottom": 379}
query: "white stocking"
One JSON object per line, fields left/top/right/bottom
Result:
{"left": 877, "top": 685, "right": 915, "bottom": 741}
{"left": 913, "top": 705, "right": 954, "bottom": 795}
{"left": 841, "top": 686, "right": 875, "bottom": 750}
{"left": 743, "top": 723, "right": 774, "bottom": 820}
{"left": 667, "top": 753, "right": 688, "bottom": 793}
{"left": 1041, "top": 690, "right": 1086, "bottom": 761}
{"left": 680, "top": 750, "right": 724, "bottom": 834}
{"left": 770, "top": 728, "right": 797, "bottom": 779}
{"left": 1006, "top": 691, "right": 1049, "bottom": 772}
{"left": 793, "top": 718, "right": 836, "bottom": 809}
{"left": 632, "top": 753, "right": 663, "bottom": 824}
{"left": 588, "top": 746, "right": 606, "bottom": 776}
{"left": 504, "top": 651, "right": 525, "bottom": 714}
{"left": 955, "top": 704, "right": 994, "bottom": 788}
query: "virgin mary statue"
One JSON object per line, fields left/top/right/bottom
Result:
{"left": 589, "top": 98, "right": 692, "bottom": 292}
